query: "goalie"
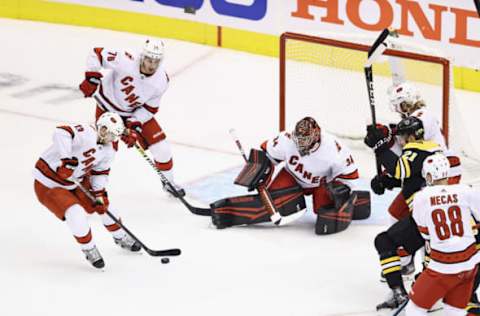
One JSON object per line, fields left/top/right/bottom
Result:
{"left": 211, "top": 117, "right": 371, "bottom": 235}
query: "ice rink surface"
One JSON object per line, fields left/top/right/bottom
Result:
{"left": 1, "top": 18, "right": 479, "bottom": 316}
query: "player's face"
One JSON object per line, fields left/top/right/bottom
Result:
{"left": 97, "top": 126, "right": 117, "bottom": 144}
{"left": 141, "top": 56, "right": 161, "bottom": 75}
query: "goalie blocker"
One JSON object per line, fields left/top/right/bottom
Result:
{"left": 211, "top": 149, "right": 371, "bottom": 234}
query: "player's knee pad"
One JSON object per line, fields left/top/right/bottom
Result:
{"left": 315, "top": 183, "right": 356, "bottom": 235}
{"left": 210, "top": 184, "right": 305, "bottom": 229}
{"left": 405, "top": 301, "right": 429, "bottom": 316}
{"left": 374, "top": 232, "right": 397, "bottom": 254}
{"left": 149, "top": 140, "right": 172, "bottom": 163}
{"left": 443, "top": 303, "right": 466, "bottom": 316}
{"left": 234, "top": 149, "right": 273, "bottom": 191}
{"left": 352, "top": 190, "right": 371, "bottom": 220}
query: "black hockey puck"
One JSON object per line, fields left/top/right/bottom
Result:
{"left": 161, "top": 257, "right": 170, "bottom": 264}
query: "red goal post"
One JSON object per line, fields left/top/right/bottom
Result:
{"left": 279, "top": 32, "right": 451, "bottom": 146}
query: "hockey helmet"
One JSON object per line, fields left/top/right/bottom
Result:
{"left": 422, "top": 153, "right": 450, "bottom": 185}
{"left": 388, "top": 82, "right": 422, "bottom": 115}
{"left": 142, "top": 39, "right": 164, "bottom": 61}
{"left": 396, "top": 116, "right": 424, "bottom": 140}
{"left": 292, "top": 117, "right": 321, "bottom": 156}
{"left": 96, "top": 112, "right": 125, "bottom": 143}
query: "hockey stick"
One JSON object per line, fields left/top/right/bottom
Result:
{"left": 133, "top": 143, "right": 211, "bottom": 216}
{"left": 391, "top": 298, "right": 409, "bottom": 316}
{"left": 475, "top": 0, "right": 480, "bottom": 17}
{"left": 228, "top": 129, "right": 306, "bottom": 226}
{"left": 71, "top": 179, "right": 181, "bottom": 257}
{"left": 364, "top": 28, "right": 391, "bottom": 175}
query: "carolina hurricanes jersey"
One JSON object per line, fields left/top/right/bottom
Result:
{"left": 412, "top": 184, "right": 480, "bottom": 274}
{"left": 86, "top": 47, "right": 169, "bottom": 124}
{"left": 262, "top": 131, "right": 359, "bottom": 189}
{"left": 33, "top": 124, "right": 116, "bottom": 191}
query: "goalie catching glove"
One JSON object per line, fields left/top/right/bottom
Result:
{"left": 234, "top": 149, "right": 273, "bottom": 191}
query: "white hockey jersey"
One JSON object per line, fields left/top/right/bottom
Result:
{"left": 86, "top": 47, "right": 169, "bottom": 124}
{"left": 262, "top": 131, "right": 359, "bottom": 189}
{"left": 412, "top": 184, "right": 480, "bottom": 274}
{"left": 33, "top": 124, "right": 116, "bottom": 191}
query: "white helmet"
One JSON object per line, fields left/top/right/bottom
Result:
{"left": 388, "top": 82, "right": 422, "bottom": 114}
{"left": 142, "top": 39, "right": 164, "bottom": 61}
{"left": 96, "top": 112, "right": 125, "bottom": 143}
{"left": 422, "top": 153, "right": 450, "bottom": 185}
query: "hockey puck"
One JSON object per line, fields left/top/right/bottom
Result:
{"left": 161, "top": 257, "right": 170, "bottom": 264}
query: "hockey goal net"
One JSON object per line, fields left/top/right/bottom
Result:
{"left": 279, "top": 32, "right": 480, "bottom": 181}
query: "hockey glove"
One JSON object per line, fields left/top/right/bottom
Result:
{"left": 56, "top": 157, "right": 79, "bottom": 180}
{"left": 370, "top": 175, "right": 386, "bottom": 195}
{"left": 364, "top": 124, "right": 393, "bottom": 153}
{"left": 92, "top": 190, "right": 109, "bottom": 214}
{"left": 79, "top": 71, "right": 103, "bottom": 97}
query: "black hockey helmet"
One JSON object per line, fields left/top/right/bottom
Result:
{"left": 396, "top": 116, "right": 424, "bottom": 140}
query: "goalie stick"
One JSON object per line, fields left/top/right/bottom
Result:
{"left": 228, "top": 128, "right": 306, "bottom": 226}
{"left": 72, "top": 179, "right": 182, "bottom": 257}
{"left": 364, "top": 28, "right": 392, "bottom": 175}
{"left": 133, "top": 143, "right": 211, "bottom": 216}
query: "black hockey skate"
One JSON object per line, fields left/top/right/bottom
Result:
{"left": 376, "top": 287, "right": 408, "bottom": 310}
{"left": 82, "top": 246, "right": 105, "bottom": 269}
{"left": 114, "top": 234, "right": 141, "bottom": 252}
{"left": 162, "top": 182, "right": 185, "bottom": 198}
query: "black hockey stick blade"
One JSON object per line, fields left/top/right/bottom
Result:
{"left": 475, "top": 0, "right": 480, "bottom": 17}
{"left": 180, "top": 196, "right": 211, "bottom": 216}
{"left": 145, "top": 247, "right": 181, "bottom": 257}
{"left": 391, "top": 298, "right": 409, "bottom": 316}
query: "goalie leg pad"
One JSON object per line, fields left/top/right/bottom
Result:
{"left": 234, "top": 149, "right": 273, "bottom": 191}
{"left": 315, "top": 184, "right": 357, "bottom": 235}
{"left": 352, "top": 190, "right": 371, "bottom": 220}
{"left": 210, "top": 184, "right": 306, "bottom": 229}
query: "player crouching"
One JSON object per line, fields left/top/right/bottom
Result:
{"left": 211, "top": 117, "right": 371, "bottom": 234}
{"left": 33, "top": 113, "right": 140, "bottom": 269}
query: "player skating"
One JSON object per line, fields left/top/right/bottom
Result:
{"left": 211, "top": 117, "right": 371, "bottom": 234}
{"left": 78, "top": 39, "right": 184, "bottom": 197}
{"left": 33, "top": 113, "right": 140, "bottom": 269}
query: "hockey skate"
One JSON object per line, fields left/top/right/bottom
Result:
{"left": 162, "top": 182, "right": 185, "bottom": 198}
{"left": 114, "top": 234, "right": 141, "bottom": 252}
{"left": 376, "top": 287, "right": 408, "bottom": 311}
{"left": 82, "top": 246, "right": 105, "bottom": 269}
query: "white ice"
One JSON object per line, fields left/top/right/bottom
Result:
{"left": 1, "top": 18, "right": 479, "bottom": 316}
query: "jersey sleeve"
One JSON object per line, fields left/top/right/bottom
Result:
{"left": 90, "top": 147, "right": 116, "bottom": 191}
{"left": 330, "top": 140, "right": 359, "bottom": 188}
{"left": 53, "top": 125, "right": 75, "bottom": 159}
{"left": 466, "top": 187, "right": 480, "bottom": 223}
{"left": 261, "top": 132, "right": 289, "bottom": 164}
{"left": 394, "top": 152, "right": 411, "bottom": 181}
{"left": 86, "top": 47, "right": 121, "bottom": 72}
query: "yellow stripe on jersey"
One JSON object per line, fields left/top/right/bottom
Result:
{"left": 383, "top": 266, "right": 402, "bottom": 275}
{"left": 403, "top": 141, "right": 441, "bottom": 152}
{"left": 402, "top": 156, "right": 411, "bottom": 178}
{"left": 380, "top": 256, "right": 401, "bottom": 265}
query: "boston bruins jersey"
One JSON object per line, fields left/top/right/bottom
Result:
{"left": 394, "top": 140, "right": 442, "bottom": 208}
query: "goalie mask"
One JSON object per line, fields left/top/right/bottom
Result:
{"left": 293, "top": 117, "right": 321, "bottom": 156}
{"left": 388, "top": 82, "right": 423, "bottom": 116}
{"left": 96, "top": 112, "right": 125, "bottom": 144}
